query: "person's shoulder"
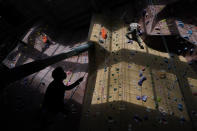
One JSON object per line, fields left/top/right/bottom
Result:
{"left": 47, "top": 81, "right": 56, "bottom": 88}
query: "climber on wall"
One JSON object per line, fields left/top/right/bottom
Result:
{"left": 126, "top": 23, "right": 144, "bottom": 49}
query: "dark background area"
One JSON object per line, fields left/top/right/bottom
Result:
{"left": 0, "top": 0, "right": 197, "bottom": 131}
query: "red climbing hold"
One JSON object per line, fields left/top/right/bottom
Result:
{"left": 101, "top": 27, "right": 107, "bottom": 39}
{"left": 42, "top": 36, "right": 48, "bottom": 43}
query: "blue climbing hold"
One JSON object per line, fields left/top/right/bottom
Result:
{"left": 183, "top": 35, "right": 189, "bottom": 40}
{"left": 178, "top": 103, "right": 183, "bottom": 111}
{"left": 139, "top": 71, "right": 143, "bottom": 77}
{"left": 99, "top": 39, "right": 104, "bottom": 43}
{"left": 138, "top": 76, "right": 147, "bottom": 86}
{"left": 178, "top": 21, "right": 184, "bottom": 28}
{"left": 184, "top": 47, "right": 188, "bottom": 51}
{"left": 142, "top": 95, "right": 147, "bottom": 102}
{"left": 164, "top": 58, "right": 168, "bottom": 63}
{"left": 180, "top": 116, "right": 185, "bottom": 123}
{"left": 128, "top": 40, "right": 133, "bottom": 44}
{"left": 136, "top": 96, "right": 141, "bottom": 100}
{"left": 193, "top": 42, "right": 197, "bottom": 45}
{"left": 187, "top": 30, "right": 193, "bottom": 35}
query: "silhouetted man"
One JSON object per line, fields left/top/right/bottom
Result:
{"left": 42, "top": 67, "right": 83, "bottom": 114}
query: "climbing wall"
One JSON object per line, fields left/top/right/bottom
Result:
{"left": 2, "top": 26, "right": 90, "bottom": 104}
{"left": 80, "top": 14, "right": 197, "bottom": 131}
{"left": 142, "top": 2, "right": 197, "bottom": 45}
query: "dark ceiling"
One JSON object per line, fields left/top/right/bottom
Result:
{"left": 0, "top": 0, "right": 133, "bottom": 27}
{"left": 0, "top": 0, "right": 194, "bottom": 62}
{"left": 0, "top": 0, "right": 184, "bottom": 30}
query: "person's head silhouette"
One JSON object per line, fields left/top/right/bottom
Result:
{"left": 52, "top": 67, "right": 67, "bottom": 81}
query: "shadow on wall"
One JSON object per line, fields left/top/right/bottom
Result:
{"left": 93, "top": 43, "right": 197, "bottom": 79}
{"left": 84, "top": 43, "right": 197, "bottom": 130}
{"left": 0, "top": 77, "right": 84, "bottom": 131}
{"left": 144, "top": 35, "right": 196, "bottom": 56}
{"left": 80, "top": 101, "right": 194, "bottom": 131}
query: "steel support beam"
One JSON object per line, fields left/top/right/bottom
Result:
{"left": 1, "top": 42, "right": 94, "bottom": 85}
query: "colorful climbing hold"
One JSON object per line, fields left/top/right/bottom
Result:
{"left": 101, "top": 27, "right": 107, "bottom": 39}
{"left": 139, "top": 70, "right": 143, "bottom": 77}
{"left": 178, "top": 21, "right": 184, "bottom": 28}
{"left": 138, "top": 76, "right": 147, "bottom": 86}
{"left": 99, "top": 39, "right": 104, "bottom": 43}
{"left": 157, "top": 97, "right": 161, "bottom": 102}
{"left": 142, "top": 95, "right": 147, "bottom": 102}
{"left": 187, "top": 30, "right": 193, "bottom": 35}
{"left": 136, "top": 96, "right": 141, "bottom": 100}
{"left": 178, "top": 103, "right": 183, "bottom": 111}
{"left": 128, "top": 40, "right": 133, "bottom": 43}
{"left": 164, "top": 57, "right": 168, "bottom": 63}
{"left": 180, "top": 116, "right": 185, "bottom": 123}
{"left": 183, "top": 35, "right": 189, "bottom": 40}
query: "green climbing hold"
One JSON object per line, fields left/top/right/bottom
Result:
{"left": 157, "top": 97, "right": 161, "bottom": 102}
{"left": 109, "top": 96, "right": 112, "bottom": 98}
{"left": 114, "top": 88, "right": 117, "bottom": 91}
{"left": 155, "top": 103, "right": 159, "bottom": 108}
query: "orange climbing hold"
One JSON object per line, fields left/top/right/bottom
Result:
{"left": 42, "top": 36, "right": 48, "bottom": 43}
{"left": 101, "top": 27, "right": 107, "bottom": 39}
